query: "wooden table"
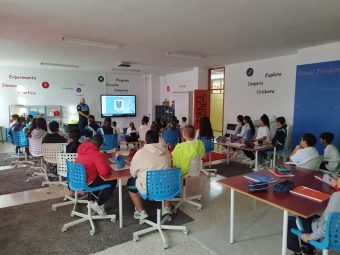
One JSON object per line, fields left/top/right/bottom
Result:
{"left": 218, "top": 166, "right": 334, "bottom": 255}
{"left": 101, "top": 154, "right": 131, "bottom": 228}
{"left": 216, "top": 139, "right": 277, "bottom": 171}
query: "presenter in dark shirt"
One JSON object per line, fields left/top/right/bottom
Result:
{"left": 77, "top": 97, "right": 90, "bottom": 134}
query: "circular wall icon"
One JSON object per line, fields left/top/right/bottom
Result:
{"left": 76, "top": 88, "right": 82, "bottom": 93}
{"left": 42, "top": 81, "right": 49, "bottom": 89}
{"left": 98, "top": 76, "right": 104, "bottom": 82}
{"left": 166, "top": 85, "right": 170, "bottom": 92}
{"left": 246, "top": 68, "right": 254, "bottom": 77}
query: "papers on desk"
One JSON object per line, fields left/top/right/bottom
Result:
{"left": 314, "top": 173, "right": 333, "bottom": 185}
{"left": 244, "top": 173, "right": 276, "bottom": 183}
{"left": 290, "top": 186, "right": 330, "bottom": 203}
{"left": 109, "top": 157, "right": 118, "bottom": 164}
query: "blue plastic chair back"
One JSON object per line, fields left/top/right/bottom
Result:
{"left": 66, "top": 160, "right": 110, "bottom": 192}
{"left": 12, "top": 131, "right": 28, "bottom": 147}
{"left": 163, "top": 130, "right": 179, "bottom": 146}
{"left": 140, "top": 168, "right": 181, "bottom": 201}
{"left": 322, "top": 212, "right": 340, "bottom": 252}
{"left": 122, "top": 127, "right": 128, "bottom": 134}
{"left": 198, "top": 136, "right": 214, "bottom": 153}
{"left": 102, "top": 134, "right": 118, "bottom": 150}
{"left": 291, "top": 211, "right": 340, "bottom": 252}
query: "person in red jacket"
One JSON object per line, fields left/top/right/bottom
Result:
{"left": 76, "top": 135, "right": 116, "bottom": 216}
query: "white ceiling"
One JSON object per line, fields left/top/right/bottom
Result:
{"left": 1, "top": 0, "right": 340, "bottom": 75}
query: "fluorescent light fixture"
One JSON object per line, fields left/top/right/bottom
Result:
{"left": 62, "top": 37, "right": 120, "bottom": 50}
{"left": 41, "top": 62, "right": 79, "bottom": 68}
{"left": 112, "top": 68, "right": 141, "bottom": 73}
{"left": 165, "top": 52, "right": 204, "bottom": 59}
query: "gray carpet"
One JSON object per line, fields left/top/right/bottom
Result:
{"left": 0, "top": 167, "right": 43, "bottom": 195}
{"left": 213, "top": 161, "right": 253, "bottom": 178}
{"left": 0, "top": 152, "right": 17, "bottom": 166}
{"left": 0, "top": 188, "right": 193, "bottom": 255}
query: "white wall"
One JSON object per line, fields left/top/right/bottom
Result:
{"left": 223, "top": 54, "right": 297, "bottom": 130}
{"left": 0, "top": 66, "right": 105, "bottom": 127}
{"left": 297, "top": 41, "right": 340, "bottom": 64}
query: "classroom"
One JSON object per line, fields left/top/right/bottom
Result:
{"left": 0, "top": 1, "right": 340, "bottom": 255}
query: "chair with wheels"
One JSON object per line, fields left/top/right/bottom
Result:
{"left": 61, "top": 161, "right": 116, "bottom": 236}
{"left": 102, "top": 134, "right": 118, "bottom": 151}
{"left": 51, "top": 153, "right": 88, "bottom": 211}
{"left": 162, "top": 130, "right": 179, "bottom": 150}
{"left": 133, "top": 168, "right": 188, "bottom": 249}
{"left": 291, "top": 212, "right": 340, "bottom": 255}
{"left": 171, "top": 156, "right": 203, "bottom": 211}
{"left": 10, "top": 131, "right": 34, "bottom": 167}
{"left": 285, "top": 155, "right": 324, "bottom": 171}
{"left": 41, "top": 143, "right": 67, "bottom": 186}
{"left": 198, "top": 136, "right": 217, "bottom": 176}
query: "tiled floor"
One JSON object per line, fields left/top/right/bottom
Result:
{"left": 0, "top": 141, "right": 324, "bottom": 255}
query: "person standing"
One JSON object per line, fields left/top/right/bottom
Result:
{"left": 77, "top": 97, "right": 90, "bottom": 134}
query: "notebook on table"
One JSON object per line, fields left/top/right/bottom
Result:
{"left": 290, "top": 186, "right": 330, "bottom": 202}
{"left": 244, "top": 173, "right": 276, "bottom": 183}
{"left": 268, "top": 168, "right": 295, "bottom": 178}
{"left": 314, "top": 173, "right": 333, "bottom": 185}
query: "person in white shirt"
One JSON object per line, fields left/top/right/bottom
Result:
{"left": 126, "top": 122, "right": 139, "bottom": 142}
{"left": 181, "top": 117, "right": 188, "bottom": 127}
{"left": 243, "top": 115, "right": 269, "bottom": 167}
{"left": 112, "top": 121, "right": 120, "bottom": 135}
{"left": 319, "top": 132, "right": 340, "bottom": 172}
{"left": 290, "top": 133, "right": 319, "bottom": 164}
{"left": 138, "top": 116, "right": 150, "bottom": 142}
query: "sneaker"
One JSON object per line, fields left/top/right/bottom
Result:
{"left": 134, "top": 210, "right": 149, "bottom": 220}
{"left": 163, "top": 206, "right": 174, "bottom": 215}
{"left": 90, "top": 201, "right": 107, "bottom": 216}
{"left": 301, "top": 245, "right": 316, "bottom": 255}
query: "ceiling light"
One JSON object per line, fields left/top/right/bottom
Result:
{"left": 40, "top": 62, "right": 79, "bottom": 68}
{"left": 165, "top": 52, "right": 204, "bottom": 59}
{"left": 62, "top": 37, "right": 120, "bottom": 50}
{"left": 112, "top": 68, "right": 141, "bottom": 73}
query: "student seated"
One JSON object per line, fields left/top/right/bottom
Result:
{"left": 195, "top": 116, "right": 213, "bottom": 139}
{"left": 127, "top": 130, "right": 171, "bottom": 219}
{"left": 290, "top": 133, "right": 319, "bottom": 164}
{"left": 9, "top": 114, "right": 19, "bottom": 128}
{"left": 271, "top": 117, "right": 287, "bottom": 150}
{"left": 102, "top": 117, "right": 114, "bottom": 135}
{"left": 26, "top": 114, "right": 34, "bottom": 129}
{"left": 42, "top": 121, "right": 67, "bottom": 143}
{"left": 319, "top": 132, "right": 340, "bottom": 172}
{"left": 243, "top": 114, "right": 270, "bottom": 166}
{"left": 9, "top": 116, "right": 27, "bottom": 153}
{"left": 138, "top": 116, "right": 150, "bottom": 142}
{"left": 150, "top": 122, "right": 165, "bottom": 144}
{"left": 66, "top": 127, "right": 81, "bottom": 153}
{"left": 239, "top": 116, "right": 256, "bottom": 163}
{"left": 85, "top": 115, "right": 101, "bottom": 136}
{"left": 30, "top": 117, "right": 47, "bottom": 141}
{"left": 287, "top": 175, "right": 340, "bottom": 255}
{"left": 112, "top": 121, "right": 120, "bottom": 135}
{"left": 172, "top": 125, "right": 205, "bottom": 176}
{"left": 26, "top": 118, "right": 37, "bottom": 138}
{"left": 126, "top": 122, "right": 139, "bottom": 142}
{"left": 233, "top": 115, "right": 244, "bottom": 136}
{"left": 181, "top": 117, "right": 188, "bottom": 127}
{"left": 76, "top": 135, "right": 117, "bottom": 216}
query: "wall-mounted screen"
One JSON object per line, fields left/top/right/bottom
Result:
{"left": 101, "top": 95, "right": 136, "bottom": 117}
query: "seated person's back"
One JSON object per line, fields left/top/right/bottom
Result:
{"left": 290, "top": 133, "right": 319, "bottom": 164}
{"left": 66, "top": 127, "right": 81, "bottom": 153}
{"left": 320, "top": 132, "right": 340, "bottom": 172}
{"left": 172, "top": 125, "right": 205, "bottom": 176}
{"left": 130, "top": 130, "right": 171, "bottom": 194}
{"left": 42, "top": 121, "right": 67, "bottom": 143}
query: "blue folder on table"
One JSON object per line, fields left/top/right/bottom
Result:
{"left": 244, "top": 173, "right": 276, "bottom": 183}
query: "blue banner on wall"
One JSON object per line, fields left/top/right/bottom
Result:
{"left": 292, "top": 60, "right": 340, "bottom": 153}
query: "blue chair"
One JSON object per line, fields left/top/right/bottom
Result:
{"left": 291, "top": 212, "right": 340, "bottom": 255}
{"left": 102, "top": 134, "right": 118, "bottom": 150}
{"left": 61, "top": 161, "right": 116, "bottom": 236}
{"left": 10, "top": 131, "right": 33, "bottom": 167}
{"left": 198, "top": 136, "right": 217, "bottom": 176}
{"left": 162, "top": 130, "right": 179, "bottom": 148}
{"left": 133, "top": 168, "right": 188, "bottom": 249}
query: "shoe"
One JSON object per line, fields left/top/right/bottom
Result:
{"left": 90, "top": 201, "right": 107, "bottom": 216}
{"left": 163, "top": 206, "right": 174, "bottom": 215}
{"left": 134, "top": 210, "right": 149, "bottom": 220}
